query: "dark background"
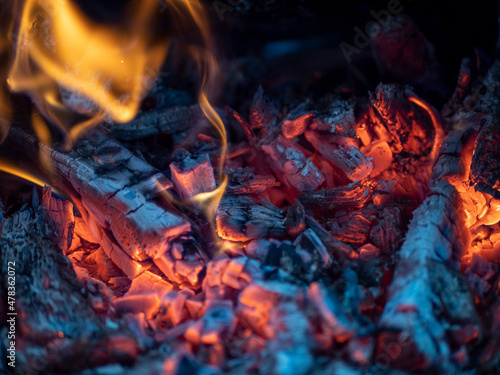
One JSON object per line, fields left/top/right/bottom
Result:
{"left": 70, "top": 0, "right": 499, "bottom": 108}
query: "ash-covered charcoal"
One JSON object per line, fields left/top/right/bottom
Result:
{"left": 249, "top": 85, "right": 281, "bottom": 130}
{"left": 153, "top": 234, "right": 208, "bottom": 288}
{"left": 4, "top": 6, "right": 500, "bottom": 372}
{"left": 262, "top": 135, "right": 325, "bottom": 193}
{"left": 281, "top": 102, "right": 315, "bottom": 139}
{"left": 237, "top": 280, "right": 304, "bottom": 336}
{"left": 285, "top": 199, "right": 306, "bottom": 237}
{"left": 469, "top": 118, "right": 500, "bottom": 200}
{"left": 369, "top": 83, "right": 436, "bottom": 156}
{"left": 41, "top": 186, "right": 75, "bottom": 253}
{"left": 281, "top": 96, "right": 356, "bottom": 139}
{"left": 330, "top": 208, "right": 376, "bottom": 246}
{"left": 226, "top": 167, "right": 278, "bottom": 195}
{"left": 368, "top": 205, "right": 405, "bottom": 254}
{"left": 169, "top": 148, "right": 216, "bottom": 200}
{"left": 299, "top": 180, "right": 377, "bottom": 210}
{"left": 110, "top": 104, "right": 220, "bottom": 141}
{"left": 377, "top": 181, "right": 480, "bottom": 371}
{"left": 202, "top": 257, "right": 263, "bottom": 300}
{"left": 306, "top": 282, "right": 356, "bottom": 346}
{"left": 185, "top": 299, "right": 236, "bottom": 347}
{"left": 8, "top": 127, "right": 191, "bottom": 266}
{"left": 0, "top": 194, "right": 142, "bottom": 373}
{"left": 307, "top": 97, "right": 356, "bottom": 137}
{"left": 304, "top": 130, "right": 373, "bottom": 181}
{"left": 216, "top": 194, "right": 286, "bottom": 242}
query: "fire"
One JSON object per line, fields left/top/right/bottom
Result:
{"left": 0, "top": 158, "right": 57, "bottom": 192}
{"left": 7, "top": 0, "right": 169, "bottom": 146}
{"left": 160, "top": 0, "right": 228, "bottom": 230}
{"left": 2, "top": 0, "right": 228, "bottom": 231}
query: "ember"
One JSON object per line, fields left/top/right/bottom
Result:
{"left": 0, "top": 1, "right": 499, "bottom": 374}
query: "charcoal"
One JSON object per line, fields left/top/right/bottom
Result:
{"left": 304, "top": 215, "right": 356, "bottom": 260}
{"left": 153, "top": 235, "right": 208, "bottom": 288}
{"left": 226, "top": 167, "right": 277, "bottom": 195}
{"left": 377, "top": 181, "right": 480, "bottom": 371}
{"left": 293, "top": 228, "right": 331, "bottom": 269}
{"left": 330, "top": 209, "right": 376, "bottom": 246}
{"left": 307, "top": 282, "right": 356, "bottom": 344}
{"left": 8, "top": 127, "right": 190, "bottom": 263}
{"left": 368, "top": 206, "right": 404, "bottom": 254}
{"left": 215, "top": 194, "right": 286, "bottom": 241}
{"left": 285, "top": 199, "right": 306, "bottom": 236}
{"left": 249, "top": 85, "right": 280, "bottom": 130}
{"left": 281, "top": 97, "right": 356, "bottom": 140}
{"left": 299, "top": 180, "right": 377, "bottom": 210}
{"left": 304, "top": 130, "right": 373, "bottom": 181}
{"left": 110, "top": 105, "right": 222, "bottom": 141}
{"left": 41, "top": 186, "right": 75, "bottom": 253}
{"left": 0, "top": 199, "right": 141, "bottom": 373}
{"left": 281, "top": 103, "right": 315, "bottom": 139}
{"left": 237, "top": 281, "right": 304, "bottom": 336}
{"left": 170, "top": 149, "right": 216, "bottom": 201}
{"left": 442, "top": 58, "right": 473, "bottom": 119}
{"left": 469, "top": 118, "right": 500, "bottom": 200}
{"left": 262, "top": 135, "right": 325, "bottom": 193}
{"left": 185, "top": 300, "right": 235, "bottom": 345}
{"left": 369, "top": 83, "right": 437, "bottom": 157}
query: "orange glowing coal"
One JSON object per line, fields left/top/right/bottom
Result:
{"left": 449, "top": 135, "right": 500, "bottom": 263}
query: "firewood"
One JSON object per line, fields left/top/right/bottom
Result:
{"left": 377, "top": 180, "right": 480, "bottom": 371}
{"left": 8, "top": 127, "right": 191, "bottom": 264}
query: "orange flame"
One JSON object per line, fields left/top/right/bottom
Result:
{"left": 7, "top": 0, "right": 169, "bottom": 146}
{"left": 163, "top": 0, "right": 228, "bottom": 220}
